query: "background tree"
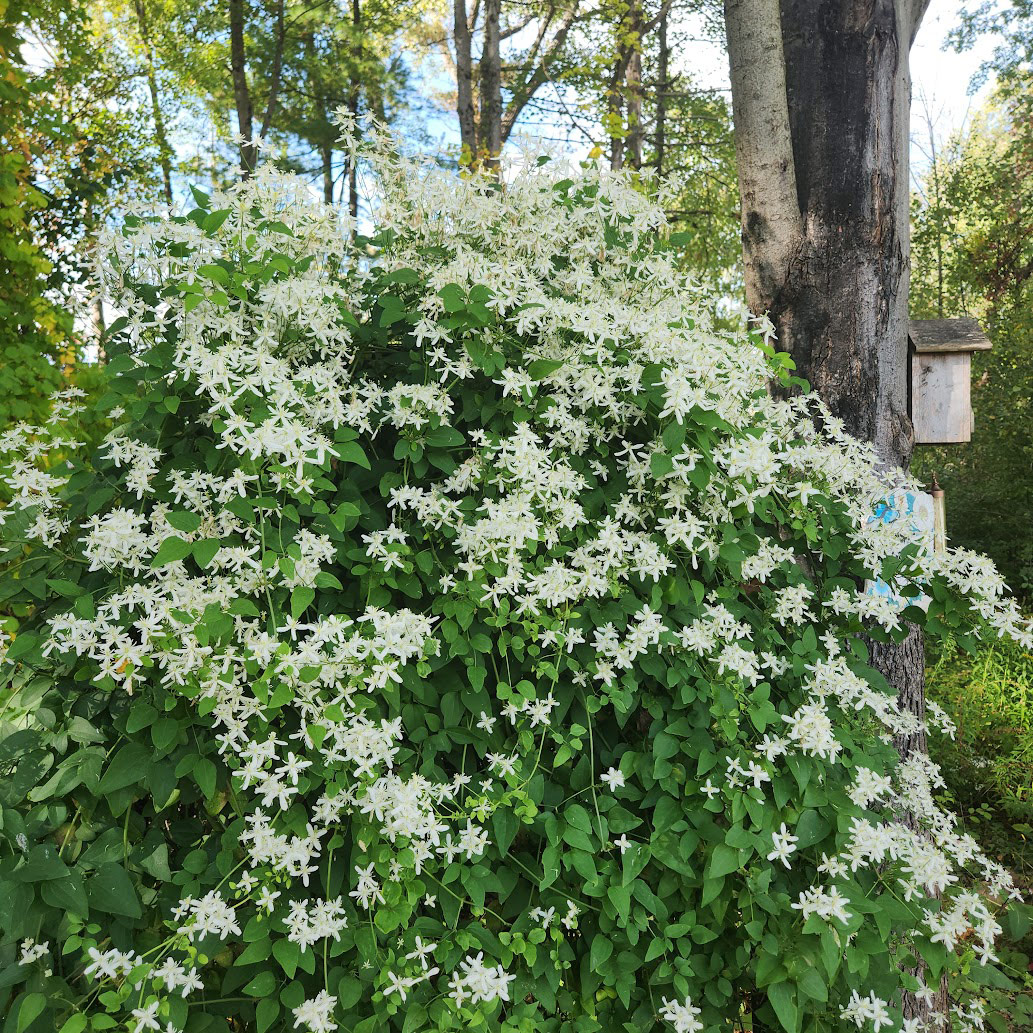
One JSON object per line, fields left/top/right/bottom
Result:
{"left": 426, "top": 0, "right": 584, "bottom": 166}
{"left": 911, "top": 96, "right": 1033, "bottom": 599}
{"left": 0, "top": 1, "right": 70, "bottom": 427}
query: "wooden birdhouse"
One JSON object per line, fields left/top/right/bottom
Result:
{"left": 908, "top": 318, "right": 992, "bottom": 444}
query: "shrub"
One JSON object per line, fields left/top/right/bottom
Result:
{"left": 1, "top": 125, "right": 1031, "bottom": 1033}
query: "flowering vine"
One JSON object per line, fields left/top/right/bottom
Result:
{"left": 0, "top": 122, "right": 1030, "bottom": 1033}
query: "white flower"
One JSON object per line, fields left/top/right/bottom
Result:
{"left": 840, "top": 990, "right": 893, "bottom": 1031}
{"left": 767, "top": 823, "right": 799, "bottom": 869}
{"left": 660, "top": 995, "right": 704, "bottom": 1033}
{"left": 131, "top": 1002, "right": 162, "bottom": 1032}
{"left": 18, "top": 938, "right": 49, "bottom": 965}
{"left": 293, "top": 990, "right": 338, "bottom": 1033}
{"left": 448, "top": 952, "right": 514, "bottom": 1005}
{"left": 600, "top": 766, "right": 625, "bottom": 791}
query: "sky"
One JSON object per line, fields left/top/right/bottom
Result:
{"left": 911, "top": 3, "right": 998, "bottom": 172}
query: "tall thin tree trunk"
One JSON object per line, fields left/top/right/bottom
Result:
{"left": 454, "top": 0, "right": 478, "bottom": 159}
{"left": 608, "top": 52, "right": 627, "bottom": 171}
{"left": 228, "top": 0, "right": 255, "bottom": 176}
{"left": 133, "top": 0, "right": 173, "bottom": 204}
{"left": 348, "top": 0, "right": 361, "bottom": 219}
{"left": 625, "top": 0, "right": 644, "bottom": 169}
{"left": 920, "top": 104, "right": 946, "bottom": 318}
{"left": 480, "top": 0, "right": 503, "bottom": 168}
{"left": 655, "top": 7, "right": 669, "bottom": 177}
{"left": 321, "top": 142, "right": 334, "bottom": 205}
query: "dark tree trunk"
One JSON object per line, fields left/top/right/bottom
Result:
{"left": 775, "top": 0, "right": 912, "bottom": 464}
{"left": 348, "top": 0, "right": 361, "bottom": 219}
{"left": 480, "top": 0, "right": 503, "bottom": 168}
{"left": 724, "top": 0, "right": 946, "bottom": 1023}
{"left": 228, "top": 0, "right": 255, "bottom": 176}
{"left": 454, "top": 0, "right": 478, "bottom": 158}
{"left": 321, "top": 143, "right": 334, "bottom": 205}
{"left": 608, "top": 50, "right": 628, "bottom": 170}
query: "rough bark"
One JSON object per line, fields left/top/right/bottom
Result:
{"left": 480, "top": 0, "right": 503, "bottom": 167}
{"left": 453, "top": 0, "right": 478, "bottom": 157}
{"left": 776, "top": 0, "right": 912, "bottom": 464}
{"left": 608, "top": 47, "right": 628, "bottom": 170}
{"left": 228, "top": 0, "right": 255, "bottom": 176}
{"left": 724, "top": 0, "right": 944, "bottom": 1023}
{"left": 348, "top": 0, "right": 361, "bottom": 219}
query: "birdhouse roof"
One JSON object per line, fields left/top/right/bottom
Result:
{"left": 908, "top": 317, "right": 992, "bottom": 353}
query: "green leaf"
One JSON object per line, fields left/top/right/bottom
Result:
{"left": 439, "top": 283, "right": 466, "bottom": 312}
{"left": 589, "top": 935, "right": 613, "bottom": 969}
{"left": 256, "top": 998, "right": 280, "bottom": 1033}
{"left": 41, "top": 870, "right": 88, "bottom": 915}
{"left": 707, "top": 843, "right": 742, "bottom": 880}
{"left": 193, "top": 539, "right": 221, "bottom": 568}
{"left": 795, "top": 809, "right": 831, "bottom": 849}
{"left": 13, "top": 845, "right": 69, "bottom": 883}
{"left": 166, "top": 511, "right": 202, "bottom": 533}
{"left": 244, "top": 971, "right": 278, "bottom": 996}
{"left": 6, "top": 632, "right": 39, "bottom": 661}
{"left": 14, "top": 992, "right": 46, "bottom": 1033}
{"left": 607, "top": 884, "right": 631, "bottom": 920}
{"left": 151, "top": 535, "right": 194, "bottom": 567}
{"left": 98, "top": 743, "right": 152, "bottom": 794}
{"left": 89, "top": 863, "right": 142, "bottom": 919}
{"left": 44, "top": 577, "right": 81, "bottom": 597}
{"left": 197, "top": 263, "right": 229, "bottom": 285}
{"left": 272, "top": 937, "right": 300, "bottom": 978}
{"left": 650, "top": 452, "right": 674, "bottom": 478}
{"left": 291, "top": 587, "right": 315, "bottom": 620}
{"left": 336, "top": 441, "right": 370, "bottom": 469}
{"left": 493, "top": 808, "right": 519, "bottom": 854}
{"left": 203, "top": 209, "right": 231, "bottom": 233}
{"left": 527, "top": 358, "right": 564, "bottom": 380}
{"left": 767, "top": 981, "right": 799, "bottom": 1033}
{"left": 194, "top": 757, "right": 217, "bottom": 799}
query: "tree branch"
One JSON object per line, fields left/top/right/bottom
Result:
{"left": 258, "top": 0, "right": 286, "bottom": 141}
{"left": 499, "top": 3, "right": 581, "bottom": 144}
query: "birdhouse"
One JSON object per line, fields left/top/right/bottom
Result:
{"left": 908, "top": 318, "right": 992, "bottom": 444}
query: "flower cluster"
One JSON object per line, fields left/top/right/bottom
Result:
{"left": 0, "top": 121, "right": 1029, "bottom": 1033}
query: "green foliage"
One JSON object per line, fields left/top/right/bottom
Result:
{"left": 911, "top": 95, "right": 1033, "bottom": 599}
{"left": 926, "top": 637, "right": 1033, "bottom": 1031}
{"left": 0, "top": 137, "right": 1030, "bottom": 1033}
{"left": 0, "top": 1, "right": 74, "bottom": 428}
{"left": 927, "top": 637, "right": 1033, "bottom": 871}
